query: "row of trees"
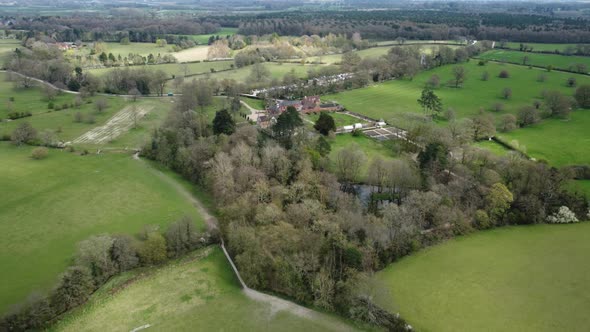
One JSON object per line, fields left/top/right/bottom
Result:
{"left": 0, "top": 217, "right": 212, "bottom": 331}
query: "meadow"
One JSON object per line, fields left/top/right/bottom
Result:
{"left": 87, "top": 60, "right": 234, "bottom": 78}
{"left": 0, "top": 38, "right": 20, "bottom": 63}
{"left": 325, "top": 61, "right": 590, "bottom": 123}
{"left": 373, "top": 223, "right": 590, "bottom": 332}
{"left": 500, "top": 42, "right": 590, "bottom": 53}
{"left": 305, "top": 112, "right": 368, "bottom": 128}
{"left": 497, "top": 110, "right": 590, "bottom": 166}
{"left": 51, "top": 246, "right": 361, "bottom": 332}
{"left": 183, "top": 27, "right": 239, "bottom": 44}
{"left": 478, "top": 49, "right": 590, "bottom": 72}
{"left": 0, "top": 143, "right": 204, "bottom": 314}
{"left": 307, "top": 44, "right": 459, "bottom": 65}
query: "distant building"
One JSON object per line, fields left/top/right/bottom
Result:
{"left": 267, "top": 96, "right": 342, "bottom": 115}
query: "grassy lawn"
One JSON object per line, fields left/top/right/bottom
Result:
{"left": 69, "top": 42, "right": 175, "bottom": 59}
{"left": 373, "top": 223, "right": 590, "bottom": 332}
{"left": 0, "top": 38, "right": 20, "bottom": 63}
{"left": 52, "top": 246, "right": 361, "bottom": 332}
{"left": 241, "top": 97, "right": 265, "bottom": 110}
{"left": 0, "top": 143, "right": 205, "bottom": 313}
{"left": 472, "top": 140, "right": 511, "bottom": 156}
{"left": 498, "top": 110, "right": 590, "bottom": 166}
{"left": 305, "top": 112, "right": 368, "bottom": 128}
{"left": 501, "top": 42, "right": 590, "bottom": 53}
{"left": 308, "top": 44, "right": 458, "bottom": 65}
{"left": 87, "top": 60, "right": 234, "bottom": 78}
{"left": 328, "top": 133, "right": 398, "bottom": 182}
{"left": 325, "top": 61, "right": 590, "bottom": 124}
{"left": 206, "top": 62, "right": 328, "bottom": 83}
{"left": 183, "top": 27, "right": 239, "bottom": 44}
{"left": 479, "top": 49, "right": 590, "bottom": 72}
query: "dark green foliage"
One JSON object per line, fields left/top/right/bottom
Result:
{"left": 574, "top": 85, "right": 590, "bottom": 108}
{"left": 313, "top": 112, "right": 336, "bottom": 135}
{"left": 418, "top": 142, "right": 449, "bottom": 175}
{"left": 316, "top": 136, "right": 331, "bottom": 157}
{"left": 165, "top": 216, "right": 202, "bottom": 257}
{"left": 417, "top": 87, "right": 442, "bottom": 117}
{"left": 273, "top": 106, "right": 303, "bottom": 148}
{"left": 212, "top": 109, "right": 236, "bottom": 135}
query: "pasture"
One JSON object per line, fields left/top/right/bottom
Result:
{"left": 184, "top": 27, "right": 239, "bottom": 44}
{"left": 0, "top": 143, "right": 204, "bottom": 314}
{"left": 500, "top": 42, "right": 590, "bottom": 53}
{"left": 52, "top": 246, "right": 360, "bottom": 332}
{"left": 373, "top": 223, "right": 590, "bottom": 332}
{"left": 325, "top": 61, "right": 590, "bottom": 124}
{"left": 497, "top": 110, "right": 590, "bottom": 166}
{"left": 0, "top": 38, "right": 20, "bottom": 63}
{"left": 87, "top": 60, "right": 234, "bottom": 78}
{"left": 305, "top": 112, "right": 368, "bottom": 128}
{"left": 478, "top": 49, "right": 590, "bottom": 72}
{"left": 308, "top": 44, "right": 459, "bottom": 65}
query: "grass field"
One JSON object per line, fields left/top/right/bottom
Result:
{"left": 472, "top": 140, "right": 511, "bottom": 156}
{"left": 479, "top": 49, "right": 590, "bottom": 72}
{"left": 183, "top": 27, "right": 239, "bottom": 44}
{"left": 500, "top": 42, "right": 590, "bottom": 53}
{"left": 0, "top": 143, "right": 204, "bottom": 314}
{"left": 70, "top": 42, "right": 175, "bottom": 59}
{"left": 0, "top": 38, "right": 20, "bottom": 63}
{"left": 305, "top": 112, "right": 367, "bottom": 128}
{"left": 325, "top": 61, "right": 590, "bottom": 124}
{"left": 373, "top": 223, "right": 590, "bottom": 332}
{"left": 88, "top": 60, "right": 234, "bottom": 78}
{"left": 498, "top": 110, "right": 590, "bottom": 166}
{"left": 308, "top": 44, "right": 459, "bottom": 65}
{"left": 52, "top": 246, "right": 361, "bottom": 332}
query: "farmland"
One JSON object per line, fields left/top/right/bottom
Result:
{"left": 478, "top": 49, "right": 590, "bottom": 72}
{"left": 0, "top": 143, "right": 204, "bottom": 313}
{"left": 325, "top": 61, "right": 590, "bottom": 123}
{"left": 52, "top": 246, "right": 361, "bottom": 332}
{"left": 308, "top": 44, "right": 460, "bottom": 65}
{"left": 373, "top": 223, "right": 590, "bottom": 332}
{"left": 87, "top": 60, "right": 234, "bottom": 78}
{"left": 183, "top": 27, "right": 239, "bottom": 44}
{"left": 500, "top": 42, "right": 590, "bottom": 53}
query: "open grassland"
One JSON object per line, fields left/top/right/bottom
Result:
{"left": 497, "top": 110, "right": 590, "bottom": 166}
{"left": 325, "top": 61, "right": 590, "bottom": 124}
{"left": 52, "top": 246, "right": 361, "bottom": 332}
{"left": 501, "top": 42, "right": 590, "bottom": 53}
{"left": 328, "top": 133, "right": 398, "bottom": 182}
{"left": 88, "top": 60, "right": 233, "bottom": 78}
{"left": 479, "top": 49, "right": 590, "bottom": 72}
{"left": 183, "top": 27, "right": 239, "bottom": 44}
{"left": 305, "top": 112, "right": 368, "bottom": 128}
{"left": 373, "top": 223, "right": 590, "bottom": 332}
{"left": 0, "top": 143, "right": 204, "bottom": 314}
{"left": 0, "top": 38, "right": 20, "bottom": 63}
{"left": 308, "top": 44, "right": 458, "bottom": 65}
{"left": 472, "top": 140, "right": 511, "bottom": 156}
{"left": 70, "top": 42, "right": 175, "bottom": 59}
{"left": 172, "top": 45, "right": 210, "bottom": 62}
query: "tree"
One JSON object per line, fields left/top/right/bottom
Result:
{"left": 248, "top": 63, "right": 271, "bottom": 83}
{"left": 485, "top": 183, "right": 513, "bottom": 223}
{"left": 417, "top": 87, "right": 442, "bottom": 118}
{"left": 481, "top": 71, "right": 489, "bottom": 81}
{"left": 120, "top": 37, "right": 130, "bottom": 45}
{"left": 31, "top": 147, "right": 48, "bottom": 160}
{"left": 336, "top": 143, "right": 366, "bottom": 185}
{"left": 94, "top": 98, "right": 108, "bottom": 113}
{"left": 50, "top": 266, "right": 94, "bottom": 314}
{"left": 574, "top": 85, "right": 590, "bottom": 108}
{"left": 195, "top": 79, "right": 213, "bottom": 112}
{"left": 426, "top": 74, "right": 440, "bottom": 88}
{"left": 316, "top": 135, "right": 331, "bottom": 157}
{"left": 418, "top": 142, "right": 449, "bottom": 175}
{"left": 471, "top": 113, "right": 496, "bottom": 140}
{"left": 492, "top": 102, "right": 504, "bottom": 112}
{"left": 128, "top": 87, "right": 141, "bottom": 102}
{"left": 138, "top": 232, "right": 167, "bottom": 265}
{"left": 502, "top": 87, "right": 512, "bottom": 99}
{"left": 130, "top": 104, "right": 140, "bottom": 129}
{"left": 498, "top": 70, "right": 510, "bottom": 78}
{"left": 544, "top": 90, "right": 572, "bottom": 118}
{"left": 165, "top": 216, "right": 201, "bottom": 257}
{"left": 111, "top": 235, "right": 138, "bottom": 272}
{"left": 341, "top": 52, "right": 361, "bottom": 72}
{"left": 314, "top": 112, "right": 336, "bottom": 135}
{"left": 451, "top": 65, "right": 467, "bottom": 88}
{"left": 155, "top": 39, "right": 167, "bottom": 48}
{"left": 76, "top": 235, "right": 116, "bottom": 284}
{"left": 272, "top": 106, "right": 303, "bottom": 148}
{"left": 151, "top": 70, "right": 168, "bottom": 96}
{"left": 212, "top": 109, "right": 236, "bottom": 135}
{"left": 567, "top": 77, "right": 577, "bottom": 87}
{"left": 11, "top": 122, "right": 37, "bottom": 146}
{"left": 207, "top": 39, "right": 230, "bottom": 59}
{"left": 500, "top": 114, "right": 517, "bottom": 132}
{"left": 547, "top": 206, "right": 579, "bottom": 224}
{"left": 518, "top": 105, "right": 539, "bottom": 126}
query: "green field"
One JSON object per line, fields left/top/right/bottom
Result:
{"left": 52, "top": 246, "right": 360, "bottom": 332}
{"left": 0, "top": 143, "right": 204, "bottom": 314}
{"left": 566, "top": 180, "right": 590, "bottom": 198}
{"left": 501, "top": 42, "right": 590, "bottom": 53}
{"left": 479, "top": 49, "right": 590, "bottom": 72}
{"left": 88, "top": 60, "right": 234, "bottom": 78}
{"left": 183, "top": 27, "right": 239, "bottom": 44}
{"left": 0, "top": 38, "right": 20, "bottom": 63}
{"left": 472, "top": 140, "right": 511, "bottom": 156}
{"left": 498, "top": 110, "right": 590, "bottom": 166}
{"left": 373, "top": 223, "right": 590, "bottom": 332}
{"left": 326, "top": 61, "right": 590, "bottom": 124}
{"left": 308, "top": 44, "right": 458, "bottom": 65}
{"left": 305, "top": 112, "right": 367, "bottom": 128}
{"left": 69, "top": 42, "right": 175, "bottom": 59}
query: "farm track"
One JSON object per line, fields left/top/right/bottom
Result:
{"left": 74, "top": 105, "right": 152, "bottom": 144}
{"left": 133, "top": 153, "right": 358, "bottom": 331}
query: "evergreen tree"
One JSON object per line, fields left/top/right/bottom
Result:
{"left": 314, "top": 112, "right": 337, "bottom": 135}
{"left": 212, "top": 109, "right": 236, "bottom": 135}
{"left": 417, "top": 87, "right": 443, "bottom": 118}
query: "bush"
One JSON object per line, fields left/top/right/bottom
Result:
{"left": 478, "top": 60, "right": 486, "bottom": 66}
{"left": 547, "top": 206, "right": 579, "bottom": 224}
{"left": 492, "top": 102, "right": 504, "bottom": 112}
{"left": 48, "top": 102, "right": 54, "bottom": 109}
{"left": 567, "top": 77, "right": 577, "bottom": 87}
{"left": 498, "top": 70, "right": 510, "bottom": 78}
{"left": 31, "top": 147, "right": 49, "bottom": 160}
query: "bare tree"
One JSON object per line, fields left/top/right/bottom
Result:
{"left": 94, "top": 98, "right": 109, "bottom": 113}
{"left": 451, "top": 65, "right": 467, "bottom": 88}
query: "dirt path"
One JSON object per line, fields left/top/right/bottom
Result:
{"left": 240, "top": 100, "right": 265, "bottom": 122}
{"left": 132, "top": 153, "right": 357, "bottom": 331}
{"left": 74, "top": 106, "right": 153, "bottom": 144}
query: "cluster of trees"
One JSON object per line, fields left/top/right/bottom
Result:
{"left": 140, "top": 79, "right": 587, "bottom": 328}
{"left": 0, "top": 217, "right": 211, "bottom": 331}
{"left": 102, "top": 68, "right": 168, "bottom": 95}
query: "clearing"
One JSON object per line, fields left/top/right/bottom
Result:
{"left": 478, "top": 49, "right": 590, "bottom": 72}
{"left": 51, "top": 246, "right": 361, "bottom": 331}
{"left": 373, "top": 223, "right": 590, "bottom": 332}
{"left": 0, "top": 143, "right": 204, "bottom": 313}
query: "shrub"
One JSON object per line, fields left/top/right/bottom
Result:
{"left": 9, "top": 96, "right": 14, "bottom": 102}
{"left": 574, "top": 85, "right": 590, "bottom": 108}
{"left": 566, "top": 77, "right": 577, "bottom": 87}
{"left": 480, "top": 71, "right": 489, "bottom": 81}
{"left": 498, "top": 70, "right": 510, "bottom": 78}
{"left": 31, "top": 147, "right": 49, "bottom": 160}
{"left": 48, "top": 102, "right": 54, "bottom": 109}
{"left": 537, "top": 73, "right": 547, "bottom": 82}
{"left": 502, "top": 87, "right": 512, "bottom": 99}
{"left": 477, "top": 60, "right": 486, "bottom": 66}
{"left": 547, "top": 206, "right": 579, "bottom": 224}
{"left": 492, "top": 102, "right": 504, "bottom": 112}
